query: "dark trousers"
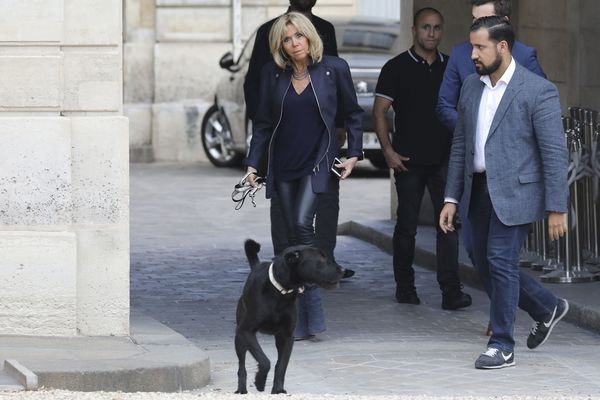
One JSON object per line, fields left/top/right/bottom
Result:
{"left": 273, "top": 175, "right": 327, "bottom": 337}
{"left": 393, "top": 164, "right": 460, "bottom": 291}
{"left": 469, "top": 173, "right": 557, "bottom": 352}
{"left": 271, "top": 180, "right": 339, "bottom": 260}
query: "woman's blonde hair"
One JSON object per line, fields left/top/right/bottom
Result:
{"left": 269, "top": 12, "right": 324, "bottom": 69}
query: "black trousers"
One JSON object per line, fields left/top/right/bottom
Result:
{"left": 273, "top": 175, "right": 321, "bottom": 248}
{"left": 271, "top": 178, "right": 338, "bottom": 260}
{"left": 392, "top": 164, "right": 460, "bottom": 291}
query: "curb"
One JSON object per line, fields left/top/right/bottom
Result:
{"left": 7, "top": 315, "right": 210, "bottom": 393}
{"left": 339, "top": 220, "right": 600, "bottom": 335}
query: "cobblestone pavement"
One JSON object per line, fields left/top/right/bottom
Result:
{"left": 130, "top": 162, "right": 600, "bottom": 398}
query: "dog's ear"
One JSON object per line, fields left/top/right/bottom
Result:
{"left": 284, "top": 250, "right": 301, "bottom": 266}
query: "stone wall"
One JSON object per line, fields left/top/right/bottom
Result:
{"left": 0, "top": 0, "right": 129, "bottom": 336}
{"left": 124, "top": 0, "right": 356, "bottom": 163}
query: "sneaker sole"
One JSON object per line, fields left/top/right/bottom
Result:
{"left": 476, "top": 360, "right": 516, "bottom": 370}
{"left": 530, "top": 299, "right": 569, "bottom": 349}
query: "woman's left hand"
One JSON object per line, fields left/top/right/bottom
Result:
{"left": 336, "top": 157, "right": 358, "bottom": 179}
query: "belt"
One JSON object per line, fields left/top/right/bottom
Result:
{"left": 473, "top": 171, "right": 486, "bottom": 184}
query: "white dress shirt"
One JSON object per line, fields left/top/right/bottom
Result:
{"left": 445, "top": 58, "right": 516, "bottom": 204}
{"left": 473, "top": 57, "right": 516, "bottom": 172}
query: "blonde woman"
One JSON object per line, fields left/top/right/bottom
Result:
{"left": 244, "top": 12, "right": 363, "bottom": 340}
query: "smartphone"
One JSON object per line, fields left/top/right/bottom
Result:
{"left": 331, "top": 157, "right": 345, "bottom": 178}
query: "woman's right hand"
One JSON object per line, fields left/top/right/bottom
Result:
{"left": 245, "top": 167, "right": 258, "bottom": 187}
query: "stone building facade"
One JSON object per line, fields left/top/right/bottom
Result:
{"left": 0, "top": 0, "right": 129, "bottom": 336}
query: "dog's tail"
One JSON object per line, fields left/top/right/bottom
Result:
{"left": 244, "top": 239, "right": 261, "bottom": 270}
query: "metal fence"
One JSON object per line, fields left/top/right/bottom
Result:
{"left": 520, "top": 107, "right": 600, "bottom": 283}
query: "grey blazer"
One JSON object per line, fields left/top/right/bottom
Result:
{"left": 444, "top": 62, "right": 568, "bottom": 226}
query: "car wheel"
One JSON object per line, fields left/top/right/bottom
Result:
{"left": 368, "top": 154, "right": 389, "bottom": 170}
{"left": 201, "top": 105, "right": 242, "bottom": 167}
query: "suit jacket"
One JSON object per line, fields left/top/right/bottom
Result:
{"left": 244, "top": 14, "right": 338, "bottom": 121}
{"left": 444, "top": 62, "right": 568, "bottom": 226}
{"left": 437, "top": 40, "right": 545, "bottom": 131}
{"left": 245, "top": 56, "right": 363, "bottom": 199}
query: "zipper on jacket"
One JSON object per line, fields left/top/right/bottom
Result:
{"left": 309, "top": 73, "right": 331, "bottom": 174}
{"left": 266, "top": 77, "right": 292, "bottom": 179}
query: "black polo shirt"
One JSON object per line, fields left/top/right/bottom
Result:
{"left": 375, "top": 47, "right": 451, "bottom": 166}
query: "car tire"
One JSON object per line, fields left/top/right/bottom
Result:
{"left": 201, "top": 105, "right": 243, "bottom": 167}
{"left": 368, "top": 154, "right": 389, "bottom": 170}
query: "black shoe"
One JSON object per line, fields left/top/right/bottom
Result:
{"left": 441, "top": 285, "right": 472, "bottom": 310}
{"left": 475, "top": 347, "right": 515, "bottom": 369}
{"left": 395, "top": 288, "right": 420, "bottom": 304}
{"left": 342, "top": 269, "right": 355, "bottom": 279}
{"left": 527, "top": 298, "right": 569, "bottom": 349}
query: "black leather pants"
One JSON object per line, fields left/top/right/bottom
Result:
{"left": 274, "top": 175, "right": 320, "bottom": 248}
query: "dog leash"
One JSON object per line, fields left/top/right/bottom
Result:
{"left": 268, "top": 263, "right": 304, "bottom": 295}
{"left": 232, "top": 172, "right": 265, "bottom": 210}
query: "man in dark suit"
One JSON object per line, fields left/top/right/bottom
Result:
{"left": 439, "top": 16, "right": 569, "bottom": 369}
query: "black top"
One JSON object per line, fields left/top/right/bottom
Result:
{"left": 375, "top": 47, "right": 451, "bottom": 166}
{"left": 273, "top": 83, "right": 325, "bottom": 181}
{"left": 244, "top": 13, "right": 338, "bottom": 120}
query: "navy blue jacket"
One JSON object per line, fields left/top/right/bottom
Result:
{"left": 245, "top": 56, "right": 363, "bottom": 198}
{"left": 436, "top": 40, "right": 546, "bottom": 131}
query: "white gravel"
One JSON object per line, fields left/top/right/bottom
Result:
{"left": 0, "top": 391, "right": 599, "bottom": 400}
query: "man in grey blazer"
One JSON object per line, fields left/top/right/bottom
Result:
{"left": 439, "top": 16, "right": 569, "bottom": 369}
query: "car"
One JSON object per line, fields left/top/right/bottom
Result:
{"left": 201, "top": 16, "right": 399, "bottom": 169}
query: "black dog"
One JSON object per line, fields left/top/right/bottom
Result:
{"left": 234, "top": 239, "right": 344, "bottom": 394}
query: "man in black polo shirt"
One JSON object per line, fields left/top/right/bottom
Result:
{"left": 244, "top": 0, "right": 354, "bottom": 279}
{"left": 373, "top": 7, "right": 471, "bottom": 310}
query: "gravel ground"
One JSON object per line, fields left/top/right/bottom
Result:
{"left": 0, "top": 392, "right": 599, "bottom": 400}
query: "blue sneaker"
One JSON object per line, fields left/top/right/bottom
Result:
{"left": 475, "top": 347, "right": 515, "bottom": 369}
{"left": 527, "top": 298, "right": 569, "bottom": 349}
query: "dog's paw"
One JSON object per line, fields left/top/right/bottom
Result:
{"left": 234, "top": 389, "right": 248, "bottom": 395}
{"left": 271, "top": 389, "right": 287, "bottom": 394}
{"left": 254, "top": 381, "right": 266, "bottom": 392}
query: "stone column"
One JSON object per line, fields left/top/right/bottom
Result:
{"left": 0, "top": 0, "right": 130, "bottom": 336}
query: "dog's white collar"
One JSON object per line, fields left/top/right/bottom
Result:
{"left": 269, "top": 263, "right": 304, "bottom": 295}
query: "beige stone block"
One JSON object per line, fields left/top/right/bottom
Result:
{"left": 70, "top": 117, "right": 129, "bottom": 225}
{"left": 125, "top": 104, "right": 153, "bottom": 146}
{"left": 0, "top": 55, "right": 61, "bottom": 109}
{"left": 126, "top": 0, "right": 156, "bottom": 37}
{"left": 157, "top": 0, "right": 230, "bottom": 5}
{"left": 0, "top": 118, "right": 72, "bottom": 226}
{"left": 154, "top": 42, "right": 230, "bottom": 102}
{"left": 64, "top": 0, "right": 121, "bottom": 45}
{"left": 124, "top": 42, "right": 154, "bottom": 103}
{"left": 0, "top": 0, "right": 63, "bottom": 42}
{"left": 76, "top": 228, "right": 130, "bottom": 336}
{"left": 0, "top": 231, "right": 77, "bottom": 336}
{"left": 519, "top": 28, "right": 569, "bottom": 83}
{"left": 518, "top": 0, "right": 568, "bottom": 30}
{"left": 152, "top": 101, "right": 210, "bottom": 162}
{"left": 313, "top": 5, "right": 357, "bottom": 18}
{"left": 242, "top": 6, "right": 268, "bottom": 38}
{"left": 156, "top": 8, "right": 231, "bottom": 42}
{"left": 63, "top": 50, "right": 122, "bottom": 112}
